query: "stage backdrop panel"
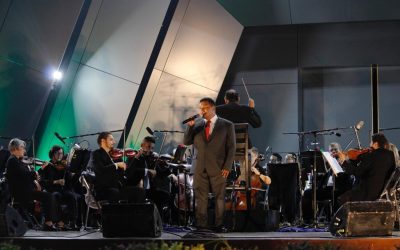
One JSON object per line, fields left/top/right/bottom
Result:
{"left": 125, "top": 0, "right": 243, "bottom": 153}
{"left": 0, "top": 0, "right": 86, "bottom": 147}
{"left": 36, "top": 0, "right": 172, "bottom": 158}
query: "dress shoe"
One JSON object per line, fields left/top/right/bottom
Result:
{"left": 42, "top": 224, "right": 58, "bottom": 231}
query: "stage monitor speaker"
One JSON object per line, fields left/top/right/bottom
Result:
{"left": 0, "top": 205, "right": 27, "bottom": 237}
{"left": 102, "top": 203, "right": 162, "bottom": 238}
{"left": 329, "top": 200, "right": 395, "bottom": 237}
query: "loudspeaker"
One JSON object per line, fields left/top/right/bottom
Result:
{"left": 224, "top": 209, "right": 280, "bottom": 232}
{"left": 0, "top": 205, "right": 27, "bottom": 237}
{"left": 329, "top": 200, "right": 395, "bottom": 237}
{"left": 102, "top": 203, "right": 162, "bottom": 237}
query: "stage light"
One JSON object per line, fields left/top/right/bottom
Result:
{"left": 52, "top": 70, "right": 63, "bottom": 81}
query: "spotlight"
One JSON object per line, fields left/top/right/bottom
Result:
{"left": 52, "top": 70, "right": 63, "bottom": 81}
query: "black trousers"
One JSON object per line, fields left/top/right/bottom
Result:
{"left": 53, "top": 191, "right": 80, "bottom": 222}
{"left": 18, "top": 190, "right": 59, "bottom": 222}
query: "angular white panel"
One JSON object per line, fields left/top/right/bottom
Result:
{"left": 164, "top": 0, "right": 243, "bottom": 91}
{"left": 82, "top": 0, "right": 170, "bottom": 83}
{"left": 155, "top": 0, "right": 190, "bottom": 70}
{"left": 57, "top": 65, "right": 139, "bottom": 149}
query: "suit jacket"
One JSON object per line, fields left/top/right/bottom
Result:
{"left": 216, "top": 102, "right": 262, "bottom": 128}
{"left": 125, "top": 156, "right": 146, "bottom": 187}
{"left": 183, "top": 117, "right": 236, "bottom": 177}
{"left": 92, "top": 148, "right": 124, "bottom": 191}
{"left": 39, "top": 163, "right": 73, "bottom": 193}
{"left": 340, "top": 148, "right": 395, "bottom": 202}
{"left": 5, "top": 155, "right": 36, "bottom": 201}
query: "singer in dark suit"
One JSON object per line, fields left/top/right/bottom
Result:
{"left": 183, "top": 97, "right": 236, "bottom": 232}
{"left": 337, "top": 133, "right": 396, "bottom": 204}
{"left": 92, "top": 132, "right": 145, "bottom": 203}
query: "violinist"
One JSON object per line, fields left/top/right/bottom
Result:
{"left": 337, "top": 133, "right": 396, "bottom": 204}
{"left": 125, "top": 136, "right": 157, "bottom": 188}
{"left": 92, "top": 132, "right": 145, "bottom": 203}
{"left": 5, "top": 138, "right": 59, "bottom": 231}
{"left": 39, "top": 145, "right": 80, "bottom": 230}
{"left": 125, "top": 136, "right": 173, "bottom": 214}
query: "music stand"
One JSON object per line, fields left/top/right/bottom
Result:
{"left": 284, "top": 127, "right": 343, "bottom": 226}
{"left": 171, "top": 145, "right": 187, "bottom": 164}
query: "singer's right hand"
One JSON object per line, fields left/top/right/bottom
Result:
{"left": 187, "top": 120, "right": 195, "bottom": 127}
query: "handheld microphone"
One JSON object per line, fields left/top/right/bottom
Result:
{"left": 182, "top": 114, "right": 200, "bottom": 124}
{"left": 54, "top": 132, "right": 65, "bottom": 144}
{"left": 146, "top": 127, "right": 154, "bottom": 135}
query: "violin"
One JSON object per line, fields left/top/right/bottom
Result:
{"left": 110, "top": 148, "right": 137, "bottom": 160}
{"left": 21, "top": 157, "right": 46, "bottom": 167}
{"left": 20, "top": 157, "right": 43, "bottom": 191}
{"left": 50, "top": 159, "right": 68, "bottom": 171}
{"left": 343, "top": 148, "right": 373, "bottom": 160}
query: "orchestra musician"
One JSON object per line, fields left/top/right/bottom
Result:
{"left": 39, "top": 145, "right": 80, "bottom": 230}
{"left": 125, "top": 136, "right": 175, "bottom": 214}
{"left": 92, "top": 132, "right": 145, "bottom": 203}
{"left": 216, "top": 89, "right": 262, "bottom": 130}
{"left": 5, "top": 138, "right": 60, "bottom": 231}
{"left": 184, "top": 97, "right": 236, "bottom": 232}
{"left": 337, "top": 133, "right": 396, "bottom": 204}
{"left": 388, "top": 143, "right": 400, "bottom": 167}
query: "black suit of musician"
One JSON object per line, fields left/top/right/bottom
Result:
{"left": 39, "top": 145, "right": 80, "bottom": 229}
{"left": 92, "top": 132, "right": 145, "bottom": 203}
{"left": 337, "top": 133, "right": 396, "bottom": 204}
{"left": 5, "top": 138, "right": 59, "bottom": 231}
{"left": 216, "top": 89, "right": 262, "bottom": 184}
{"left": 216, "top": 89, "right": 262, "bottom": 130}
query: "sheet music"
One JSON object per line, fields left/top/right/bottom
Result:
{"left": 321, "top": 151, "right": 344, "bottom": 176}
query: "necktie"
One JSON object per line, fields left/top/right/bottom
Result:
{"left": 205, "top": 120, "right": 211, "bottom": 141}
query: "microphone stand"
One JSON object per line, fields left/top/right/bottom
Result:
{"left": 354, "top": 127, "right": 362, "bottom": 149}
{"left": 380, "top": 126, "right": 400, "bottom": 132}
{"left": 284, "top": 127, "right": 343, "bottom": 227}
{"left": 149, "top": 129, "right": 188, "bottom": 227}
{"left": 55, "top": 129, "right": 125, "bottom": 142}
{"left": 151, "top": 129, "right": 184, "bottom": 155}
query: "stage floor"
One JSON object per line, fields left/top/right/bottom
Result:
{"left": 2, "top": 229, "right": 400, "bottom": 250}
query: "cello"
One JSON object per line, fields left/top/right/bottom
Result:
{"left": 226, "top": 151, "right": 268, "bottom": 211}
